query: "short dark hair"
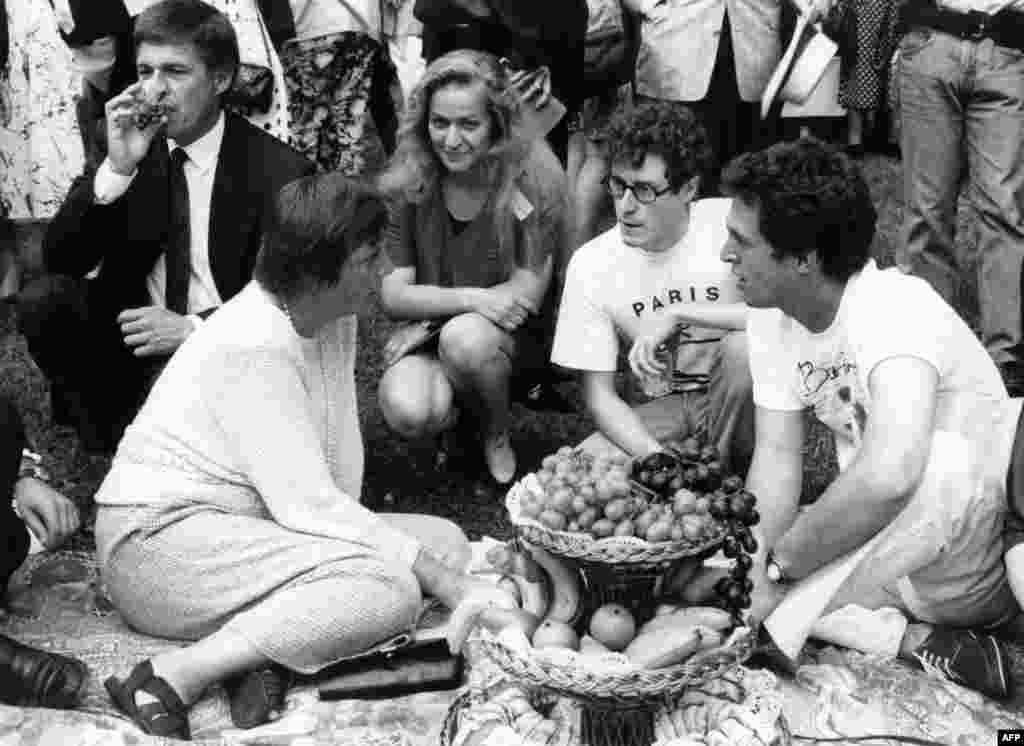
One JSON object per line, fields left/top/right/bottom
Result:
{"left": 601, "top": 100, "right": 713, "bottom": 192}
{"left": 134, "top": 0, "right": 239, "bottom": 81}
{"left": 721, "top": 138, "right": 876, "bottom": 282}
{"left": 254, "top": 175, "right": 388, "bottom": 301}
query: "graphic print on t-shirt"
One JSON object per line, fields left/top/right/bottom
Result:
{"left": 626, "top": 284, "right": 725, "bottom": 393}
{"left": 797, "top": 350, "right": 869, "bottom": 453}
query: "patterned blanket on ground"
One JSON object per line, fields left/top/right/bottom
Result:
{"left": 1, "top": 551, "right": 1022, "bottom": 745}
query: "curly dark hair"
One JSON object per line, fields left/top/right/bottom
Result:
{"left": 602, "top": 100, "right": 713, "bottom": 193}
{"left": 721, "top": 138, "right": 876, "bottom": 282}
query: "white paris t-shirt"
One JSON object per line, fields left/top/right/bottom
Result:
{"left": 551, "top": 198, "right": 740, "bottom": 393}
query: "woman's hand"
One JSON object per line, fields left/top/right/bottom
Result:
{"left": 469, "top": 288, "right": 537, "bottom": 332}
{"left": 445, "top": 578, "right": 519, "bottom": 653}
{"left": 382, "top": 321, "right": 436, "bottom": 368}
{"left": 507, "top": 67, "right": 552, "bottom": 110}
{"left": 628, "top": 315, "right": 680, "bottom": 381}
{"left": 412, "top": 548, "right": 518, "bottom": 652}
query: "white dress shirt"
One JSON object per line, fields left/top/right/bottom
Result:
{"left": 94, "top": 113, "right": 227, "bottom": 320}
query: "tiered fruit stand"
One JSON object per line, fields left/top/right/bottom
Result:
{"left": 475, "top": 443, "right": 766, "bottom": 746}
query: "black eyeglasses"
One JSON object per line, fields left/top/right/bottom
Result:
{"left": 604, "top": 175, "right": 675, "bottom": 204}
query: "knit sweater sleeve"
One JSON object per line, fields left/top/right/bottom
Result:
{"left": 207, "top": 345, "right": 422, "bottom": 568}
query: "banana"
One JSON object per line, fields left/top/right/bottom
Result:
{"left": 527, "top": 545, "right": 583, "bottom": 624}
{"left": 446, "top": 596, "right": 498, "bottom": 654}
{"left": 487, "top": 542, "right": 551, "bottom": 618}
{"left": 639, "top": 605, "right": 734, "bottom": 636}
{"left": 504, "top": 571, "right": 550, "bottom": 618}
{"left": 624, "top": 623, "right": 705, "bottom": 669}
{"left": 496, "top": 575, "right": 523, "bottom": 606}
{"left": 696, "top": 626, "right": 725, "bottom": 651}
{"left": 670, "top": 606, "right": 734, "bottom": 630}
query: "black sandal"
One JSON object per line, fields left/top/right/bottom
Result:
{"left": 104, "top": 660, "right": 191, "bottom": 740}
{"left": 224, "top": 665, "right": 290, "bottom": 729}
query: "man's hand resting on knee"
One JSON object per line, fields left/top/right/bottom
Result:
{"left": 119, "top": 306, "right": 196, "bottom": 357}
{"left": 14, "top": 479, "right": 81, "bottom": 551}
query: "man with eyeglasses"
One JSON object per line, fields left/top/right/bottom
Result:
{"left": 551, "top": 100, "right": 754, "bottom": 475}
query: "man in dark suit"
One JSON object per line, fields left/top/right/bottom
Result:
{"left": 18, "top": 0, "right": 314, "bottom": 452}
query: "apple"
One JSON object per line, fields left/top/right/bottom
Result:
{"left": 588, "top": 603, "right": 637, "bottom": 651}
{"left": 532, "top": 619, "right": 580, "bottom": 650}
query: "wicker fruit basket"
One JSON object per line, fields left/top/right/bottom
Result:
{"left": 474, "top": 625, "right": 758, "bottom": 709}
{"left": 506, "top": 475, "right": 727, "bottom": 565}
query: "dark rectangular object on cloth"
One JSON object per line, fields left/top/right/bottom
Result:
{"left": 317, "top": 639, "right": 464, "bottom": 700}
{"left": 902, "top": 0, "right": 1024, "bottom": 52}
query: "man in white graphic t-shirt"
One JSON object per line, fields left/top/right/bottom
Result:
{"left": 551, "top": 100, "right": 754, "bottom": 474}
{"left": 694, "top": 137, "right": 1020, "bottom": 701}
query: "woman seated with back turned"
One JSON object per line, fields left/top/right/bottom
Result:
{"left": 376, "top": 49, "right": 569, "bottom": 486}
{"left": 95, "top": 174, "right": 513, "bottom": 740}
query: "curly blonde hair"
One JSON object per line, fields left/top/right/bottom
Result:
{"left": 377, "top": 49, "right": 531, "bottom": 208}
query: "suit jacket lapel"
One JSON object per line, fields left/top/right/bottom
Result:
{"left": 208, "top": 114, "right": 251, "bottom": 298}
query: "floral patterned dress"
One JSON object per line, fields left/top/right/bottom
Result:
{"left": 0, "top": 0, "right": 84, "bottom": 220}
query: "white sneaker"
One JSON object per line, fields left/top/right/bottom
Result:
{"left": 485, "top": 431, "right": 517, "bottom": 485}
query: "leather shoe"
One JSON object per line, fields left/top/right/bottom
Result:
{"left": 0, "top": 634, "right": 88, "bottom": 709}
{"left": 484, "top": 430, "right": 517, "bottom": 485}
{"left": 224, "top": 665, "right": 290, "bottom": 729}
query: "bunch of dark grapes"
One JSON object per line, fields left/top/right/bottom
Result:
{"left": 710, "top": 487, "right": 760, "bottom": 615}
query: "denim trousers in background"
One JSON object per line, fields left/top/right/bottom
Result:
{"left": 898, "top": 28, "right": 1024, "bottom": 366}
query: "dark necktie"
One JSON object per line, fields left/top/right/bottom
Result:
{"left": 165, "top": 147, "right": 192, "bottom": 315}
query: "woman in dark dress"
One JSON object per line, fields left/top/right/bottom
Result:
{"left": 376, "top": 50, "right": 569, "bottom": 485}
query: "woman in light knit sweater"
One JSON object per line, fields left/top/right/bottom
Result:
{"left": 95, "top": 174, "right": 514, "bottom": 740}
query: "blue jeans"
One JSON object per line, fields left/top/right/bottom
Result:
{"left": 899, "top": 29, "right": 1024, "bottom": 364}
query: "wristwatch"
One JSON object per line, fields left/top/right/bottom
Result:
{"left": 765, "top": 550, "right": 789, "bottom": 585}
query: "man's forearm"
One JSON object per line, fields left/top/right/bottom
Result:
{"left": 588, "top": 387, "right": 662, "bottom": 457}
{"left": 745, "top": 449, "right": 803, "bottom": 564}
{"left": 774, "top": 469, "right": 910, "bottom": 579}
{"left": 667, "top": 302, "right": 749, "bottom": 332}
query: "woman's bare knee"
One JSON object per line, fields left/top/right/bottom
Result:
{"left": 378, "top": 364, "right": 451, "bottom": 438}
{"left": 438, "top": 314, "right": 512, "bottom": 375}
